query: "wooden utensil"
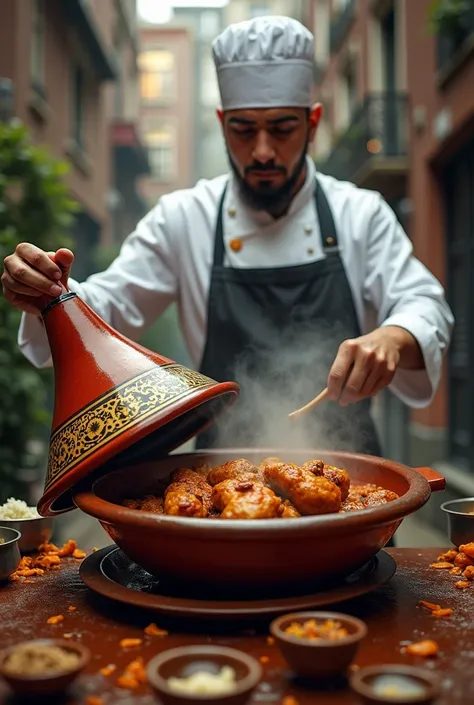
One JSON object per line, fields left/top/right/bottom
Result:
{"left": 288, "top": 387, "right": 329, "bottom": 419}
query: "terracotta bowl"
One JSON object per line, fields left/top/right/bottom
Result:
{"left": 146, "top": 645, "right": 262, "bottom": 705}
{"left": 270, "top": 611, "right": 367, "bottom": 678}
{"left": 73, "top": 449, "right": 445, "bottom": 592}
{"left": 349, "top": 664, "right": 441, "bottom": 704}
{"left": 0, "top": 639, "right": 90, "bottom": 696}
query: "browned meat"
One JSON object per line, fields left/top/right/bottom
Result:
{"left": 207, "top": 459, "right": 260, "bottom": 486}
{"left": 164, "top": 468, "right": 213, "bottom": 517}
{"left": 301, "top": 459, "right": 324, "bottom": 476}
{"left": 279, "top": 499, "right": 301, "bottom": 518}
{"left": 263, "top": 463, "right": 342, "bottom": 515}
{"left": 349, "top": 483, "right": 379, "bottom": 499}
{"left": 340, "top": 499, "right": 365, "bottom": 513}
{"left": 363, "top": 489, "right": 399, "bottom": 508}
{"left": 323, "top": 465, "right": 350, "bottom": 501}
{"left": 213, "top": 478, "right": 282, "bottom": 519}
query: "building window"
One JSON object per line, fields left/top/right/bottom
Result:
{"left": 200, "top": 11, "right": 220, "bottom": 39}
{"left": 72, "top": 66, "right": 85, "bottom": 149}
{"left": 144, "top": 121, "right": 176, "bottom": 181}
{"left": 31, "top": 0, "right": 45, "bottom": 92}
{"left": 139, "top": 50, "right": 175, "bottom": 104}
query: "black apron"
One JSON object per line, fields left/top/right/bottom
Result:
{"left": 196, "top": 178, "right": 381, "bottom": 457}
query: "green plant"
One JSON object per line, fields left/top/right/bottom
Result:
{"left": 428, "top": 0, "right": 470, "bottom": 35}
{"left": 0, "top": 120, "right": 78, "bottom": 503}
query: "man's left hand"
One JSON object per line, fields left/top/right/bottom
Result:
{"left": 327, "top": 326, "right": 423, "bottom": 406}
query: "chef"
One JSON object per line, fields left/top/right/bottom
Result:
{"left": 2, "top": 16, "right": 453, "bottom": 456}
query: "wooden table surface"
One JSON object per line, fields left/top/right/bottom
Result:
{"left": 1, "top": 547, "right": 473, "bottom": 704}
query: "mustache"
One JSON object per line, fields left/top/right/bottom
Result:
{"left": 244, "top": 163, "right": 287, "bottom": 175}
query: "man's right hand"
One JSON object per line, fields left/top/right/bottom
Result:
{"left": 1, "top": 244, "right": 74, "bottom": 315}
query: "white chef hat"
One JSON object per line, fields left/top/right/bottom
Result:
{"left": 212, "top": 16, "right": 314, "bottom": 111}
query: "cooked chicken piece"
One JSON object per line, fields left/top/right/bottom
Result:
{"left": 259, "top": 457, "right": 283, "bottom": 472}
{"left": 207, "top": 458, "right": 260, "bottom": 486}
{"left": 349, "top": 483, "right": 379, "bottom": 499}
{"left": 263, "top": 463, "right": 341, "bottom": 515}
{"left": 139, "top": 497, "right": 164, "bottom": 514}
{"left": 322, "top": 465, "right": 350, "bottom": 501}
{"left": 301, "top": 459, "right": 324, "bottom": 476}
{"left": 164, "top": 468, "right": 213, "bottom": 517}
{"left": 340, "top": 499, "right": 365, "bottom": 513}
{"left": 279, "top": 499, "right": 301, "bottom": 518}
{"left": 363, "top": 489, "right": 399, "bottom": 508}
{"left": 213, "top": 478, "right": 282, "bottom": 519}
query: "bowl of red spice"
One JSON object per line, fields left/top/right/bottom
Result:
{"left": 0, "top": 638, "right": 90, "bottom": 696}
{"left": 270, "top": 611, "right": 367, "bottom": 678}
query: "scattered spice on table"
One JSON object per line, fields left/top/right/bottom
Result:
{"left": 10, "top": 539, "right": 87, "bottom": 582}
{"left": 99, "top": 663, "right": 116, "bottom": 677}
{"left": 73, "top": 549, "right": 86, "bottom": 559}
{"left": 119, "top": 638, "right": 143, "bottom": 649}
{"left": 266, "top": 636, "right": 275, "bottom": 646}
{"left": 47, "top": 615, "right": 64, "bottom": 625}
{"left": 116, "top": 657, "right": 147, "bottom": 690}
{"left": 432, "top": 608, "right": 453, "bottom": 618}
{"left": 282, "top": 696, "right": 300, "bottom": 705}
{"left": 86, "top": 697, "right": 104, "bottom": 705}
{"left": 430, "top": 547, "right": 474, "bottom": 588}
{"left": 259, "top": 655, "right": 269, "bottom": 664}
{"left": 405, "top": 640, "right": 439, "bottom": 657}
{"left": 144, "top": 622, "right": 168, "bottom": 637}
{"left": 68, "top": 605, "right": 77, "bottom": 612}
{"left": 418, "top": 600, "right": 441, "bottom": 612}
{"left": 429, "top": 561, "right": 454, "bottom": 569}
{"left": 459, "top": 542, "right": 474, "bottom": 559}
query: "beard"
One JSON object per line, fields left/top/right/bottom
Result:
{"left": 226, "top": 137, "right": 309, "bottom": 213}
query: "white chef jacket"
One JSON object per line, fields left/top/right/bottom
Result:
{"left": 18, "top": 158, "right": 454, "bottom": 408}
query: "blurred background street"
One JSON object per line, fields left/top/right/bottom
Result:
{"left": 0, "top": 0, "right": 473, "bottom": 547}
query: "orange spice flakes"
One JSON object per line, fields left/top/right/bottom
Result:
{"left": 119, "top": 638, "right": 143, "bottom": 649}
{"left": 463, "top": 565, "right": 474, "bottom": 580}
{"left": 86, "top": 697, "right": 104, "bottom": 705}
{"left": 456, "top": 580, "right": 470, "bottom": 590}
{"left": 405, "top": 640, "right": 439, "bottom": 658}
{"left": 47, "top": 615, "right": 64, "bottom": 625}
{"left": 10, "top": 539, "right": 87, "bottom": 583}
{"left": 68, "top": 605, "right": 77, "bottom": 612}
{"left": 429, "top": 561, "right": 454, "bottom": 570}
{"left": 282, "top": 696, "right": 300, "bottom": 705}
{"left": 454, "top": 552, "right": 474, "bottom": 568}
{"left": 144, "top": 623, "right": 168, "bottom": 637}
{"left": 259, "top": 656, "right": 269, "bottom": 664}
{"left": 450, "top": 566, "right": 463, "bottom": 576}
{"left": 418, "top": 600, "right": 441, "bottom": 612}
{"left": 459, "top": 542, "right": 474, "bottom": 559}
{"left": 432, "top": 608, "right": 453, "bottom": 618}
{"left": 116, "top": 657, "right": 147, "bottom": 690}
{"left": 437, "top": 549, "right": 458, "bottom": 562}
{"left": 99, "top": 664, "right": 117, "bottom": 677}
{"left": 73, "top": 549, "right": 86, "bottom": 560}
{"left": 266, "top": 636, "right": 275, "bottom": 646}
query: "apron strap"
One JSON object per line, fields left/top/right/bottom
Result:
{"left": 213, "top": 183, "right": 228, "bottom": 267}
{"left": 213, "top": 178, "right": 339, "bottom": 266}
{"left": 314, "top": 178, "right": 340, "bottom": 253}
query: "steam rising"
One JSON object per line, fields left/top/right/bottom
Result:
{"left": 212, "top": 322, "right": 378, "bottom": 455}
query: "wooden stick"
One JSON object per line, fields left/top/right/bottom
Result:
{"left": 288, "top": 387, "right": 329, "bottom": 419}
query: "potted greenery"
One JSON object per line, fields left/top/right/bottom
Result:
{"left": 0, "top": 120, "right": 77, "bottom": 503}
{"left": 428, "top": 0, "right": 470, "bottom": 37}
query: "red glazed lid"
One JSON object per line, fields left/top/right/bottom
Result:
{"left": 37, "top": 292, "right": 239, "bottom": 516}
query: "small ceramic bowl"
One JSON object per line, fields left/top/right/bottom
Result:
{"left": 270, "top": 611, "right": 367, "bottom": 678}
{"left": 0, "top": 638, "right": 90, "bottom": 696}
{"left": 441, "top": 497, "right": 474, "bottom": 547}
{"left": 0, "top": 527, "right": 21, "bottom": 581}
{"left": 146, "top": 645, "right": 263, "bottom": 705}
{"left": 0, "top": 516, "right": 53, "bottom": 553}
{"left": 350, "top": 664, "right": 441, "bottom": 704}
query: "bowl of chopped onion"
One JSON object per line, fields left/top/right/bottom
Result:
{"left": 0, "top": 498, "right": 53, "bottom": 553}
{"left": 146, "top": 645, "right": 262, "bottom": 705}
{"left": 270, "top": 610, "right": 367, "bottom": 678}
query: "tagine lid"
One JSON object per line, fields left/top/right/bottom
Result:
{"left": 37, "top": 291, "right": 239, "bottom": 517}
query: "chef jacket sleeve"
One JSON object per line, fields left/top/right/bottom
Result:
{"left": 364, "top": 193, "right": 454, "bottom": 408}
{"left": 18, "top": 202, "right": 179, "bottom": 369}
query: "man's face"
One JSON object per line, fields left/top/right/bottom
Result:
{"left": 218, "top": 105, "right": 321, "bottom": 211}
